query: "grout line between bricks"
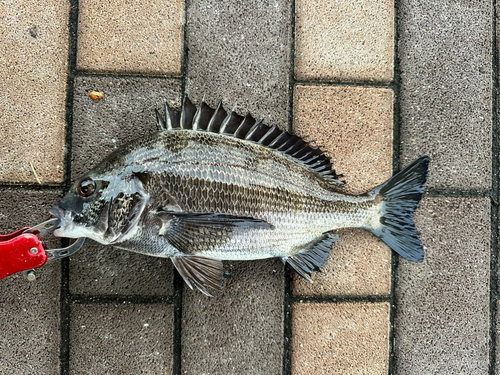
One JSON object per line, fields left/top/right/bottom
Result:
{"left": 292, "top": 295, "right": 391, "bottom": 304}
{"left": 389, "top": 1, "right": 401, "bottom": 373}
{"left": 75, "top": 71, "right": 184, "bottom": 81}
{"left": 489, "top": 1, "right": 499, "bottom": 374}
{"left": 283, "top": 1, "right": 297, "bottom": 374}
{"left": 70, "top": 295, "right": 174, "bottom": 304}
{"left": 172, "top": 2, "right": 190, "bottom": 374}
{"left": 180, "top": 0, "right": 190, "bottom": 96}
{"left": 60, "top": 258, "right": 71, "bottom": 375}
{"left": 172, "top": 271, "right": 184, "bottom": 375}
{"left": 294, "top": 80, "right": 395, "bottom": 90}
{"left": 0, "top": 184, "right": 64, "bottom": 190}
{"left": 60, "top": 0, "right": 80, "bottom": 373}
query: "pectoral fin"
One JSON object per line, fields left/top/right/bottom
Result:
{"left": 157, "top": 212, "right": 273, "bottom": 254}
{"left": 283, "top": 233, "right": 339, "bottom": 282}
{"left": 171, "top": 256, "right": 223, "bottom": 297}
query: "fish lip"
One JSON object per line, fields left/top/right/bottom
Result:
{"left": 49, "top": 205, "right": 65, "bottom": 219}
{"left": 48, "top": 205, "right": 74, "bottom": 237}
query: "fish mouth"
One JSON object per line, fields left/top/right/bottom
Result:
{"left": 49, "top": 205, "right": 76, "bottom": 238}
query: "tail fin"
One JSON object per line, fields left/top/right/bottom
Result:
{"left": 369, "top": 156, "right": 430, "bottom": 262}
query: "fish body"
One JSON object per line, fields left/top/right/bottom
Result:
{"left": 50, "top": 97, "right": 429, "bottom": 295}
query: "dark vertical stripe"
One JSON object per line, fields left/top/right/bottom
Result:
{"left": 61, "top": 0, "right": 80, "bottom": 373}
{"left": 389, "top": 0, "right": 401, "bottom": 373}
{"left": 489, "top": 0, "right": 499, "bottom": 373}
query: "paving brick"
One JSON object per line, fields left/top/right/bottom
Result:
{"left": 70, "top": 76, "right": 182, "bottom": 295}
{"left": 186, "top": 0, "right": 292, "bottom": 127}
{"left": 295, "top": 0, "right": 394, "bottom": 83}
{"left": 181, "top": 260, "right": 284, "bottom": 374}
{"left": 0, "top": 0, "right": 69, "bottom": 184}
{"left": 394, "top": 197, "right": 490, "bottom": 374}
{"left": 0, "top": 188, "right": 62, "bottom": 374}
{"left": 69, "top": 243, "right": 174, "bottom": 296}
{"left": 398, "top": 0, "right": 492, "bottom": 191}
{"left": 77, "top": 0, "right": 184, "bottom": 76}
{"left": 293, "top": 85, "right": 393, "bottom": 195}
{"left": 181, "top": 2, "right": 291, "bottom": 372}
{"left": 293, "top": 229, "right": 391, "bottom": 297}
{"left": 495, "top": 300, "right": 500, "bottom": 373}
{"left": 291, "top": 302, "right": 390, "bottom": 374}
{"left": 70, "top": 303, "right": 174, "bottom": 374}
{"left": 292, "top": 85, "right": 393, "bottom": 296}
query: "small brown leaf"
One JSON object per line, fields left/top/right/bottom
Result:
{"left": 89, "top": 91, "right": 104, "bottom": 100}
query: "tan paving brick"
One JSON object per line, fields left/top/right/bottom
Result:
{"left": 293, "top": 229, "right": 391, "bottom": 297}
{"left": 292, "top": 302, "right": 390, "bottom": 374}
{"left": 0, "top": 0, "right": 69, "bottom": 184}
{"left": 293, "top": 85, "right": 393, "bottom": 296}
{"left": 77, "top": 0, "right": 184, "bottom": 76}
{"left": 295, "top": 0, "right": 394, "bottom": 83}
{"left": 293, "top": 85, "right": 393, "bottom": 195}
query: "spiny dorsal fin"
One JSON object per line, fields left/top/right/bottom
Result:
{"left": 156, "top": 97, "right": 344, "bottom": 185}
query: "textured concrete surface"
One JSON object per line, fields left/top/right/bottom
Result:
{"left": 395, "top": 198, "right": 490, "bottom": 374}
{"left": 0, "top": 0, "right": 69, "bottom": 184}
{"left": 295, "top": 0, "right": 394, "bottom": 83}
{"left": 181, "top": 2, "right": 292, "bottom": 372}
{"left": 70, "top": 76, "right": 182, "bottom": 295}
{"left": 293, "top": 229, "right": 391, "bottom": 297}
{"left": 292, "top": 302, "right": 390, "bottom": 374}
{"left": 293, "top": 85, "right": 393, "bottom": 195}
{"left": 186, "top": 0, "right": 292, "bottom": 128}
{"left": 69, "top": 242, "right": 174, "bottom": 296}
{"left": 181, "top": 260, "right": 284, "bottom": 374}
{"left": 71, "top": 76, "right": 182, "bottom": 180}
{"left": 70, "top": 303, "right": 174, "bottom": 374}
{"left": 398, "top": 0, "right": 492, "bottom": 191}
{"left": 77, "top": 0, "right": 184, "bottom": 76}
{"left": 0, "top": 189, "right": 62, "bottom": 374}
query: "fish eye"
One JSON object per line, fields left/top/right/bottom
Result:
{"left": 77, "top": 179, "right": 96, "bottom": 197}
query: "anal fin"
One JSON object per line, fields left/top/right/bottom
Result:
{"left": 171, "top": 256, "right": 223, "bottom": 297}
{"left": 283, "top": 233, "right": 339, "bottom": 282}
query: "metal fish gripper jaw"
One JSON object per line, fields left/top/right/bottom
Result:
{"left": 23, "top": 218, "right": 85, "bottom": 261}
{"left": 0, "top": 218, "right": 85, "bottom": 281}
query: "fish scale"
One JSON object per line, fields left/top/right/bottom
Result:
{"left": 49, "top": 97, "right": 429, "bottom": 296}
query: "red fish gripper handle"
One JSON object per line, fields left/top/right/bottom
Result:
{"left": 0, "top": 229, "right": 47, "bottom": 280}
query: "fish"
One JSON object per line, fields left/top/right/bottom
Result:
{"left": 49, "top": 96, "right": 429, "bottom": 296}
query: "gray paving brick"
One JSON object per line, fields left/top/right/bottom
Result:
{"left": 0, "top": 0, "right": 69, "bottom": 184}
{"left": 0, "top": 188, "right": 62, "bottom": 374}
{"left": 186, "top": 0, "right": 292, "bottom": 128}
{"left": 70, "top": 303, "right": 174, "bottom": 374}
{"left": 181, "top": 2, "right": 292, "bottom": 372}
{"left": 69, "top": 242, "right": 174, "bottom": 296}
{"left": 394, "top": 197, "right": 490, "bottom": 374}
{"left": 398, "top": 0, "right": 492, "bottom": 190}
{"left": 181, "top": 260, "right": 284, "bottom": 374}
{"left": 72, "top": 76, "right": 183, "bottom": 180}
{"left": 70, "top": 76, "right": 182, "bottom": 296}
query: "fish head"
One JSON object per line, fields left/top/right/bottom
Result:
{"left": 49, "top": 168, "right": 149, "bottom": 245}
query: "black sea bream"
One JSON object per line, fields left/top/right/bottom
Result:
{"left": 49, "top": 97, "right": 429, "bottom": 296}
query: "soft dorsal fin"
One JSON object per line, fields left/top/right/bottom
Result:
{"left": 156, "top": 97, "right": 344, "bottom": 185}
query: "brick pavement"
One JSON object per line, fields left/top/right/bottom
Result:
{"left": 0, "top": 1, "right": 495, "bottom": 374}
